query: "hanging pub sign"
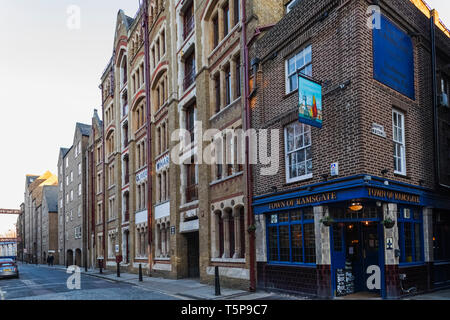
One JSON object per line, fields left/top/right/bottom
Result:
{"left": 298, "top": 73, "right": 323, "bottom": 128}
{"left": 372, "top": 14, "right": 415, "bottom": 100}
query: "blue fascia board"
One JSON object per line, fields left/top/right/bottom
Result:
{"left": 253, "top": 175, "right": 450, "bottom": 214}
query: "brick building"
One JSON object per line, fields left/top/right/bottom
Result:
{"left": 57, "top": 123, "right": 92, "bottom": 267}
{"left": 86, "top": 0, "right": 285, "bottom": 291}
{"left": 248, "top": 0, "right": 450, "bottom": 299}
{"left": 23, "top": 172, "right": 58, "bottom": 264}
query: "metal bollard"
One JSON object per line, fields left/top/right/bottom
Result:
{"left": 117, "top": 262, "right": 120, "bottom": 277}
{"left": 215, "top": 266, "right": 221, "bottom": 296}
{"left": 139, "top": 264, "right": 143, "bottom": 282}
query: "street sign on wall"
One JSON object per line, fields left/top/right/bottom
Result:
{"left": 373, "top": 14, "right": 415, "bottom": 100}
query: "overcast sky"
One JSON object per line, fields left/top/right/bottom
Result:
{"left": 0, "top": 0, "right": 449, "bottom": 234}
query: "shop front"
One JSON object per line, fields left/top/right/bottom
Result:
{"left": 253, "top": 175, "right": 450, "bottom": 299}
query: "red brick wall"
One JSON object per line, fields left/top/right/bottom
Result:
{"left": 249, "top": 0, "right": 450, "bottom": 198}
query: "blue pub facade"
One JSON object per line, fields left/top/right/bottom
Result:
{"left": 253, "top": 175, "right": 450, "bottom": 299}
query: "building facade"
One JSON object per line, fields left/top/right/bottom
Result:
{"left": 58, "top": 123, "right": 92, "bottom": 267}
{"left": 23, "top": 172, "right": 58, "bottom": 263}
{"left": 249, "top": 0, "right": 450, "bottom": 299}
{"left": 87, "top": 0, "right": 285, "bottom": 291}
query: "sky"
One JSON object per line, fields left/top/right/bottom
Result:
{"left": 0, "top": 0, "right": 140, "bottom": 234}
{"left": 0, "top": 0, "right": 448, "bottom": 235}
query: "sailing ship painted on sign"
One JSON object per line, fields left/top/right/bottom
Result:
{"left": 298, "top": 74, "right": 323, "bottom": 128}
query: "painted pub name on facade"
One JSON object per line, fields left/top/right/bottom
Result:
{"left": 367, "top": 188, "right": 420, "bottom": 204}
{"left": 268, "top": 192, "right": 337, "bottom": 210}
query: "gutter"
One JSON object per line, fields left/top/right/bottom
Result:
{"left": 242, "top": 1, "right": 256, "bottom": 292}
{"left": 143, "top": 0, "right": 154, "bottom": 274}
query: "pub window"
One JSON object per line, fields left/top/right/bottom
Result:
{"left": 286, "top": 45, "right": 312, "bottom": 94}
{"left": 433, "top": 211, "right": 450, "bottom": 261}
{"left": 393, "top": 109, "right": 406, "bottom": 175}
{"left": 285, "top": 121, "right": 312, "bottom": 183}
{"left": 267, "top": 208, "right": 316, "bottom": 265}
{"left": 397, "top": 207, "right": 423, "bottom": 264}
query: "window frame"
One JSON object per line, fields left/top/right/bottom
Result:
{"left": 266, "top": 209, "right": 316, "bottom": 266}
{"left": 285, "top": 45, "right": 312, "bottom": 94}
{"left": 284, "top": 121, "right": 313, "bottom": 184}
{"left": 393, "top": 109, "right": 407, "bottom": 176}
{"left": 397, "top": 207, "right": 424, "bottom": 265}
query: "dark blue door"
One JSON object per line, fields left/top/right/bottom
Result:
{"left": 331, "top": 223, "right": 346, "bottom": 296}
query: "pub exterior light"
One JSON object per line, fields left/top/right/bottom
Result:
{"left": 349, "top": 202, "right": 363, "bottom": 211}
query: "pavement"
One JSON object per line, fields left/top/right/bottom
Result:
{"left": 11, "top": 262, "right": 287, "bottom": 300}
{"left": 0, "top": 263, "right": 177, "bottom": 300}
{"left": 403, "top": 288, "right": 450, "bottom": 300}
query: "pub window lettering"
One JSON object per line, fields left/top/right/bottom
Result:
{"left": 286, "top": 45, "right": 312, "bottom": 94}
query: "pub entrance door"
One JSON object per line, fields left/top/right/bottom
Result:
{"left": 331, "top": 221, "right": 382, "bottom": 297}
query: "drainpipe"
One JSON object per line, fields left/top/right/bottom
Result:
{"left": 143, "top": 0, "right": 154, "bottom": 275}
{"left": 242, "top": 0, "right": 256, "bottom": 292}
{"left": 101, "top": 80, "right": 107, "bottom": 266}
{"left": 91, "top": 123, "right": 96, "bottom": 268}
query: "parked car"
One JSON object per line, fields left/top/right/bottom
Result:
{"left": 0, "top": 258, "right": 19, "bottom": 279}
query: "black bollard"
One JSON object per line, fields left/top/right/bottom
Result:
{"left": 117, "top": 262, "right": 120, "bottom": 277}
{"left": 139, "top": 264, "right": 143, "bottom": 282}
{"left": 215, "top": 266, "right": 221, "bottom": 296}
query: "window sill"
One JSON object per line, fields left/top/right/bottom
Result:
{"left": 209, "top": 97, "right": 242, "bottom": 121}
{"left": 180, "top": 200, "right": 199, "bottom": 209}
{"left": 267, "top": 261, "right": 316, "bottom": 268}
{"left": 284, "top": 89, "right": 297, "bottom": 100}
{"left": 211, "top": 258, "right": 245, "bottom": 263}
{"left": 210, "top": 172, "right": 243, "bottom": 186}
{"left": 285, "top": 174, "right": 313, "bottom": 186}
{"left": 394, "top": 172, "right": 410, "bottom": 179}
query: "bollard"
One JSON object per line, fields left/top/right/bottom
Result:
{"left": 117, "top": 262, "right": 120, "bottom": 277}
{"left": 99, "top": 262, "right": 103, "bottom": 274}
{"left": 139, "top": 264, "right": 143, "bottom": 282}
{"left": 215, "top": 266, "right": 221, "bottom": 296}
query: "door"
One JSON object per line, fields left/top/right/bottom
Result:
{"left": 331, "top": 223, "right": 346, "bottom": 296}
{"left": 187, "top": 232, "right": 199, "bottom": 278}
{"left": 360, "top": 222, "right": 381, "bottom": 294}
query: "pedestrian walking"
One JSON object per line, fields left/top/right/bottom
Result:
{"left": 50, "top": 255, "right": 54, "bottom": 266}
{"left": 47, "top": 256, "right": 50, "bottom": 266}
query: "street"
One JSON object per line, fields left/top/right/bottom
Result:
{"left": 0, "top": 263, "right": 178, "bottom": 300}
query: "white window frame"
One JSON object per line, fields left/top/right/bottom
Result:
{"left": 393, "top": 109, "right": 406, "bottom": 175}
{"left": 285, "top": 45, "right": 312, "bottom": 94}
{"left": 78, "top": 184, "right": 82, "bottom": 196}
{"left": 78, "top": 163, "right": 81, "bottom": 176}
{"left": 284, "top": 121, "right": 313, "bottom": 183}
